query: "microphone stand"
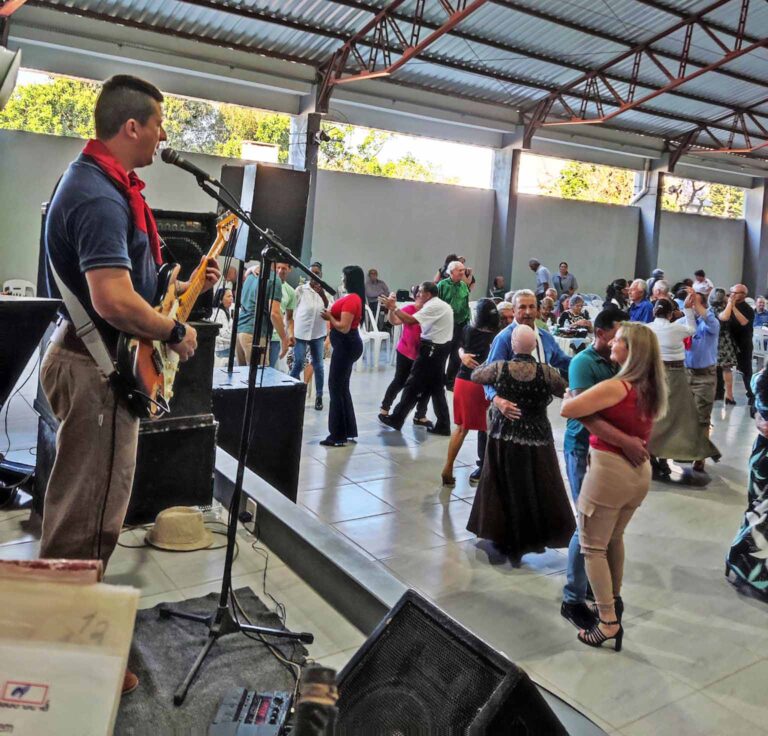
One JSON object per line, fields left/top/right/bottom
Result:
{"left": 159, "top": 173, "right": 335, "bottom": 706}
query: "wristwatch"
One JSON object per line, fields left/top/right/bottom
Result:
{"left": 165, "top": 320, "right": 187, "bottom": 345}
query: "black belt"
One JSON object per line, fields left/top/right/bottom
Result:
{"left": 664, "top": 360, "right": 685, "bottom": 368}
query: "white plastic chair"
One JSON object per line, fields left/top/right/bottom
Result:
{"left": 354, "top": 324, "right": 373, "bottom": 371}
{"left": 362, "top": 303, "right": 390, "bottom": 369}
{"left": 2, "top": 279, "right": 35, "bottom": 297}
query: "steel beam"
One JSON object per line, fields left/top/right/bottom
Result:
{"left": 185, "top": 0, "right": 764, "bottom": 122}
{"left": 491, "top": 0, "right": 766, "bottom": 90}
{"left": 0, "top": 1, "right": 28, "bottom": 17}
{"left": 523, "top": 0, "right": 768, "bottom": 153}
{"left": 316, "top": 0, "right": 490, "bottom": 111}
{"left": 25, "top": 0, "right": 760, "bottom": 142}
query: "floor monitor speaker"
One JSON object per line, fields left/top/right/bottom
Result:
{"left": 336, "top": 590, "right": 567, "bottom": 735}
{"left": 219, "top": 164, "right": 310, "bottom": 261}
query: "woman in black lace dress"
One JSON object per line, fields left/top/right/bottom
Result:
{"left": 467, "top": 325, "right": 575, "bottom": 560}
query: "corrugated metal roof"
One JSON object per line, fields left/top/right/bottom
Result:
{"left": 21, "top": 0, "right": 768, "bottom": 158}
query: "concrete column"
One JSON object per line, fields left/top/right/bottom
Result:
{"left": 487, "top": 130, "right": 523, "bottom": 292}
{"left": 288, "top": 106, "right": 322, "bottom": 265}
{"left": 743, "top": 180, "right": 768, "bottom": 296}
{"left": 633, "top": 156, "right": 667, "bottom": 279}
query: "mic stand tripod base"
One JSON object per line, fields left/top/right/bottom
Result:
{"left": 158, "top": 601, "right": 314, "bottom": 706}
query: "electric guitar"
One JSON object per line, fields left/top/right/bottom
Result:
{"left": 116, "top": 213, "right": 238, "bottom": 419}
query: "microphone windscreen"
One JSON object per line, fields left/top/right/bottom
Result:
{"left": 160, "top": 147, "right": 177, "bottom": 164}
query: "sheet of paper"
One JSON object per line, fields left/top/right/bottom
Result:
{"left": 0, "top": 643, "right": 124, "bottom": 736}
{"left": 0, "top": 579, "right": 139, "bottom": 735}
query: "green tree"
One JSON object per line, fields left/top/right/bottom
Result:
{"left": 319, "top": 123, "right": 453, "bottom": 183}
{"left": 0, "top": 76, "right": 292, "bottom": 162}
{"left": 214, "top": 104, "right": 291, "bottom": 162}
{"left": 0, "top": 77, "right": 98, "bottom": 138}
{"left": 543, "top": 160, "right": 634, "bottom": 205}
{"left": 161, "top": 96, "right": 225, "bottom": 154}
{"left": 707, "top": 183, "right": 744, "bottom": 218}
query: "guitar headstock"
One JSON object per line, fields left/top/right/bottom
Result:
{"left": 217, "top": 213, "right": 238, "bottom": 242}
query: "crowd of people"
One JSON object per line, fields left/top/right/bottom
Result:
{"left": 33, "top": 74, "right": 766, "bottom": 706}
{"left": 212, "top": 249, "right": 768, "bottom": 647}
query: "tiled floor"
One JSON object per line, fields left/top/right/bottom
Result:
{"left": 3, "top": 354, "right": 768, "bottom": 734}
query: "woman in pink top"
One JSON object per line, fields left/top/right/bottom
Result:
{"left": 379, "top": 288, "right": 430, "bottom": 425}
{"left": 561, "top": 323, "right": 667, "bottom": 652}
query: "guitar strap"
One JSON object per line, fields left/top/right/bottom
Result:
{"left": 47, "top": 259, "right": 118, "bottom": 381}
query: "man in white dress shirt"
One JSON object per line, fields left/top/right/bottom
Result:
{"left": 378, "top": 281, "right": 454, "bottom": 435}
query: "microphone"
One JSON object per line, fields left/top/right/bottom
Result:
{"left": 160, "top": 147, "right": 220, "bottom": 185}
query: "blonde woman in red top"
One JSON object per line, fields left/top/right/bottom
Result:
{"left": 561, "top": 322, "right": 667, "bottom": 651}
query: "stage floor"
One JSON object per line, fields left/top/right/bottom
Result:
{"left": 3, "top": 353, "right": 768, "bottom": 735}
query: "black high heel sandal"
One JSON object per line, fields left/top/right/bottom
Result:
{"left": 578, "top": 619, "right": 623, "bottom": 652}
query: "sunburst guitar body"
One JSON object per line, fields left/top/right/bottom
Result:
{"left": 116, "top": 213, "right": 237, "bottom": 419}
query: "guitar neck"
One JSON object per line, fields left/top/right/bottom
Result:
{"left": 175, "top": 231, "right": 229, "bottom": 323}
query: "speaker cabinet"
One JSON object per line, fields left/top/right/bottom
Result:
{"left": 337, "top": 590, "right": 567, "bottom": 735}
{"left": 219, "top": 164, "right": 310, "bottom": 261}
{"left": 153, "top": 209, "right": 219, "bottom": 320}
{"left": 211, "top": 366, "right": 306, "bottom": 503}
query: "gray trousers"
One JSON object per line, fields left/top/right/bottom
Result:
{"left": 40, "top": 344, "right": 139, "bottom": 566}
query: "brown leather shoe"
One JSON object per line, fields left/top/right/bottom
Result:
{"left": 122, "top": 669, "right": 139, "bottom": 696}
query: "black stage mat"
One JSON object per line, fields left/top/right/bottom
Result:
{"left": 115, "top": 588, "right": 307, "bottom": 735}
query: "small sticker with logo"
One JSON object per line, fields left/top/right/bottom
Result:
{"left": 1, "top": 682, "right": 49, "bottom": 707}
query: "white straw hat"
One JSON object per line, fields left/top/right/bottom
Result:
{"left": 145, "top": 506, "right": 214, "bottom": 552}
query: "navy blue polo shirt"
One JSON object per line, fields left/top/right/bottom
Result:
{"left": 45, "top": 154, "right": 158, "bottom": 353}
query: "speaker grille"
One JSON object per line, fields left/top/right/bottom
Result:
{"left": 337, "top": 600, "right": 507, "bottom": 733}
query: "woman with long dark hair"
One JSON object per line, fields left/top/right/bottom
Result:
{"left": 604, "top": 279, "right": 629, "bottom": 310}
{"left": 441, "top": 299, "right": 500, "bottom": 485}
{"left": 561, "top": 323, "right": 667, "bottom": 652}
{"left": 320, "top": 265, "right": 365, "bottom": 447}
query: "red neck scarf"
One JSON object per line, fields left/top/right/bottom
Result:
{"left": 82, "top": 139, "right": 162, "bottom": 265}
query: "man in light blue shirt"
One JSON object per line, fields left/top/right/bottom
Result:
{"left": 684, "top": 291, "right": 720, "bottom": 474}
{"left": 484, "top": 290, "right": 571, "bottom": 411}
{"left": 528, "top": 258, "right": 551, "bottom": 299}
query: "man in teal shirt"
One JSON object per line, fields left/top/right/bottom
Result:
{"left": 437, "top": 259, "right": 471, "bottom": 390}
{"left": 560, "top": 307, "right": 649, "bottom": 630}
{"left": 236, "top": 262, "right": 289, "bottom": 367}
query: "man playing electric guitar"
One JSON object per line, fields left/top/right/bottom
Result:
{"left": 43, "top": 75, "right": 219, "bottom": 693}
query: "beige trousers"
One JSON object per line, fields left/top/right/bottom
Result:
{"left": 39, "top": 345, "right": 139, "bottom": 566}
{"left": 235, "top": 334, "right": 268, "bottom": 366}
{"left": 578, "top": 449, "right": 651, "bottom": 611}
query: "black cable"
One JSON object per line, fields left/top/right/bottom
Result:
{"left": 1, "top": 353, "right": 42, "bottom": 494}
{"left": 95, "top": 394, "right": 120, "bottom": 562}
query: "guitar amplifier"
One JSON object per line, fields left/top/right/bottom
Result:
{"left": 153, "top": 209, "right": 219, "bottom": 321}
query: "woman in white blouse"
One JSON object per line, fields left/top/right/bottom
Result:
{"left": 647, "top": 292, "right": 720, "bottom": 478}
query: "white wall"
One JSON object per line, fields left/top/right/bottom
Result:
{"left": 311, "top": 169, "right": 494, "bottom": 296}
{"left": 658, "top": 211, "right": 745, "bottom": 290}
{"left": 512, "top": 194, "right": 640, "bottom": 296}
{"left": 0, "top": 129, "right": 247, "bottom": 286}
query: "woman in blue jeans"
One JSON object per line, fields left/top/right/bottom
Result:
{"left": 320, "top": 265, "right": 365, "bottom": 447}
{"left": 291, "top": 262, "right": 330, "bottom": 410}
